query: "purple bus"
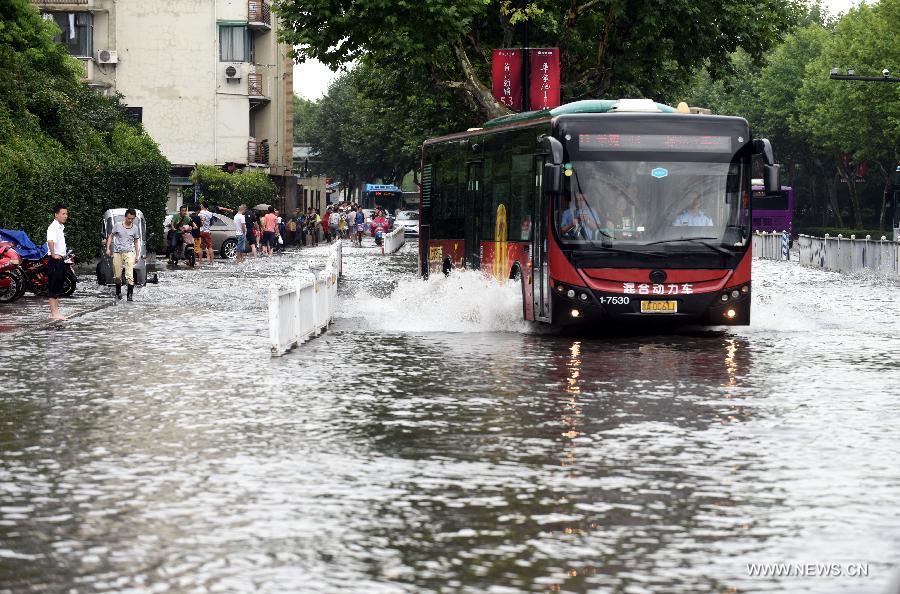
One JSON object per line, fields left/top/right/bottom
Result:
{"left": 752, "top": 185, "right": 793, "bottom": 234}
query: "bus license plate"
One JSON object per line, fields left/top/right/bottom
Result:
{"left": 640, "top": 300, "right": 678, "bottom": 314}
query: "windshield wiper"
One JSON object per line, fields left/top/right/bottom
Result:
{"left": 642, "top": 237, "right": 734, "bottom": 256}
{"left": 572, "top": 246, "right": 667, "bottom": 259}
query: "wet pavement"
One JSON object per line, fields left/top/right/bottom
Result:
{"left": 1, "top": 240, "right": 899, "bottom": 594}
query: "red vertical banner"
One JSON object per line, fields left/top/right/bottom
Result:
{"left": 491, "top": 49, "right": 523, "bottom": 111}
{"left": 529, "top": 48, "right": 561, "bottom": 110}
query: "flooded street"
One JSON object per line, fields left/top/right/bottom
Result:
{"left": 1, "top": 242, "right": 899, "bottom": 594}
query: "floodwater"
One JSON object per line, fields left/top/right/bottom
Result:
{"left": 1, "top": 241, "right": 898, "bottom": 594}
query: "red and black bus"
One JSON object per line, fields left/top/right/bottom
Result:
{"left": 418, "top": 99, "right": 780, "bottom": 327}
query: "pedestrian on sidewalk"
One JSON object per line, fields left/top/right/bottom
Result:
{"left": 328, "top": 206, "right": 339, "bottom": 241}
{"left": 275, "top": 208, "right": 285, "bottom": 252}
{"left": 105, "top": 208, "right": 141, "bottom": 301}
{"left": 305, "top": 207, "right": 319, "bottom": 247}
{"left": 262, "top": 206, "right": 277, "bottom": 256}
{"left": 321, "top": 208, "right": 332, "bottom": 243}
{"left": 189, "top": 207, "right": 203, "bottom": 258}
{"left": 291, "top": 208, "right": 304, "bottom": 246}
{"left": 233, "top": 204, "right": 247, "bottom": 263}
{"left": 46, "top": 204, "right": 68, "bottom": 321}
{"left": 198, "top": 203, "right": 215, "bottom": 263}
{"left": 355, "top": 207, "right": 365, "bottom": 246}
{"left": 245, "top": 208, "right": 259, "bottom": 257}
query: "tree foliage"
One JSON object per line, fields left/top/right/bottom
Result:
{"left": 275, "top": 0, "right": 801, "bottom": 120}
{"left": 686, "top": 0, "right": 899, "bottom": 230}
{"left": 191, "top": 165, "right": 279, "bottom": 209}
{"left": 293, "top": 95, "right": 319, "bottom": 144}
{"left": 0, "top": 0, "right": 170, "bottom": 253}
{"left": 302, "top": 62, "right": 478, "bottom": 187}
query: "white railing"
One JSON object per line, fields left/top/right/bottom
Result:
{"left": 752, "top": 230, "right": 790, "bottom": 260}
{"left": 382, "top": 226, "right": 406, "bottom": 254}
{"left": 268, "top": 241, "right": 342, "bottom": 356}
{"left": 798, "top": 234, "right": 900, "bottom": 278}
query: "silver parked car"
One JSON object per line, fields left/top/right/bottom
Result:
{"left": 392, "top": 210, "right": 419, "bottom": 236}
{"left": 163, "top": 211, "right": 239, "bottom": 259}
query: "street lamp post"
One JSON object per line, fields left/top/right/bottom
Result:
{"left": 829, "top": 67, "right": 900, "bottom": 83}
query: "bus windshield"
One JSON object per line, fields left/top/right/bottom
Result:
{"left": 556, "top": 159, "right": 748, "bottom": 248}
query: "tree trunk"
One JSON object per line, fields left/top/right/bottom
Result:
{"left": 816, "top": 158, "right": 844, "bottom": 228}
{"left": 827, "top": 171, "right": 845, "bottom": 228}
{"left": 451, "top": 42, "right": 512, "bottom": 121}
{"left": 876, "top": 162, "right": 890, "bottom": 232}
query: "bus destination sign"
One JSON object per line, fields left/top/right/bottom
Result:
{"left": 579, "top": 134, "right": 732, "bottom": 153}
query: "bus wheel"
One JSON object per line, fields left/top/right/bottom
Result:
{"left": 442, "top": 258, "right": 452, "bottom": 277}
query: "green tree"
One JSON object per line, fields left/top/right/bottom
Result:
{"left": 293, "top": 95, "right": 320, "bottom": 144}
{"left": 0, "top": 0, "right": 170, "bottom": 253}
{"left": 305, "top": 62, "right": 476, "bottom": 189}
{"left": 798, "top": 0, "right": 900, "bottom": 229}
{"left": 275, "top": 0, "right": 801, "bottom": 120}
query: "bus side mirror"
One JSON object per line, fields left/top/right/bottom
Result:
{"left": 754, "top": 138, "right": 781, "bottom": 193}
{"left": 764, "top": 164, "right": 781, "bottom": 194}
{"left": 543, "top": 164, "right": 562, "bottom": 194}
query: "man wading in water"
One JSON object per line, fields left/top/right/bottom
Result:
{"left": 105, "top": 208, "right": 141, "bottom": 301}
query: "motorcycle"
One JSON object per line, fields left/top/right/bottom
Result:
{"left": 0, "top": 244, "right": 24, "bottom": 303}
{"left": 0, "top": 229, "right": 76, "bottom": 298}
{"left": 20, "top": 251, "right": 78, "bottom": 297}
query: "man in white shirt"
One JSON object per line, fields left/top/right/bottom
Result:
{"left": 233, "top": 204, "right": 247, "bottom": 263}
{"left": 46, "top": 204, "right": 68, "bottom": 321}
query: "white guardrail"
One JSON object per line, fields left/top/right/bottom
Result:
{"left": 798, "top": 234, "right": 900, "bottom": 278}
{"left": 382, "top": 226, "right": 405, "bottom": 255}
{"left": 268, "top": 241, "right": 342, "bottom": 356}
{"left": 753, "top": 230, "right": 790, "bottom": 260}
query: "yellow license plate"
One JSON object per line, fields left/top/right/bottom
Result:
{"left": 640, "top": 300, "right": 678, "bottom": 314}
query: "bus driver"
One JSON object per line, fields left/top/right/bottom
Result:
{"left": 560, "top": 192, "right": 600, "bottom": 239}
{"left": 674, "top": 193, "right": 714, "bottom": 227}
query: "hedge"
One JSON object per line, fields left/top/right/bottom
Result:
{"left": 0, "top": 0, "right": 170, "bottom": 256}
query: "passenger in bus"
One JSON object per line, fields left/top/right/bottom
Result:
{"left": 674, "top": 194, "right": 714, "bottom": 227}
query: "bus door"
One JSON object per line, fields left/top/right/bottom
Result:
{"left": 465, "top": 162, "right": 482, "bottom": 269}
{"left": 532, "top": 156, "right": 551, "bottom": 322}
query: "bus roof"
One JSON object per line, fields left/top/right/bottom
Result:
{"left": 482, "top": 99, "right": 677, "bottom": 129}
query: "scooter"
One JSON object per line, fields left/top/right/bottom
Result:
{"left": 169, "top": 226, "right": 196, "bottom": 267}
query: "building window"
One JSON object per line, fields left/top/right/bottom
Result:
{"left": 44, "top": 12, "right": 92, "bottom": 57}
{"left": 219, "top": 26, "right": 251, "bottom": 62}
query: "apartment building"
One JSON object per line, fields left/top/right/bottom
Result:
{"left": 32, "top": 0, "right": 296, "bottom": 211}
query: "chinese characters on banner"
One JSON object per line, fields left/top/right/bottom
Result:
{"left": 529, "top": 48, "right": 561, "bottom": 111}
{"left": 491, "top": 49, "right": 523, "bottom": 111}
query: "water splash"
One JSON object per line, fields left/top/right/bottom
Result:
{"left": 346, "top": 269, "right": 532, "bottom": 334}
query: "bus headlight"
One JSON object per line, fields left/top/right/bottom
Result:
{"left": 730, "top": 290, "right": 740, "bottom": 299}
{"left": 566, "top": 289, "right": 576, "bottom": 298}
{"left": 721, "top": 294, "right": 729, "bottom": 302}
{"left": 726, "top": 309, "right": 736, "bottom": 319}
{"left": 571, "top": 309, "right": 581, "bottom": 318}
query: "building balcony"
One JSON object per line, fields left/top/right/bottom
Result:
{"left": 248, "top": 138, "right": 270, "bottom": 166}
{"left": 248, "top": 71, "right": 271, "bottom": 107}
{"left": 248, "top": 0, "right": 272, "bottom": 30}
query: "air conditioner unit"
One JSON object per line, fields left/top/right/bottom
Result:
{"left": 224, "top": 64, "right": 242, "bottom": 80}
{"left": 96, "top": 49, "right": 118, "bottom": 64}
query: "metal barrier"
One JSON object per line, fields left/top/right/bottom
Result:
{"left": 753, "top": 230, "right": 790, "bottom": 260}
{"left": 268, "top": 241, "right": 342, "bottom": 356}
{"left": 798, "top": 234, "right": 900, "bottom": 278}
{"left": 382, "top": 226, "right": 406, "bottom": 255}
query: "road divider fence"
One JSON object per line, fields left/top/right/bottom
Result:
{"left": 798, "top": 234, "right": 900, "bottom": 278}
{"left": 268, "top": 242, "right": 342, "bottom": 356}
{"left": 753, "top": 230, "right": 790, "bottom": 260}
{"left": 382, "top": 227, "right": 405, "bottom": 255}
